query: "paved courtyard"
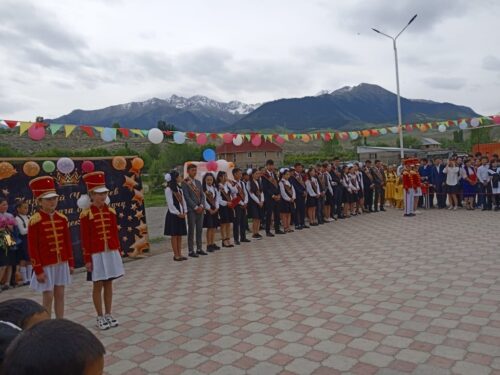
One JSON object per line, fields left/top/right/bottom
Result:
{"left": 2, "top": 208, "right": 500, "bottom": 374}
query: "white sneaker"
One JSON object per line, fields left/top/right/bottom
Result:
{"left": 448, "top": 206, "right": 453, "bottom": 210}
{"left": 105, "top": 314, "right": 119, "bottom": 328}
{"left": 414, "top": 210, "right": 421, "bottom": 214}
{"left": 453, "top": 206, "right": 458, "bottom": 211}
{"left": 96, "top": 316, "right": 110, "bottom": 330}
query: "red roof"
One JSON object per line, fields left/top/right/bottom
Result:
{"left": 216, "top": 140, "right": 283, "bottom": 153}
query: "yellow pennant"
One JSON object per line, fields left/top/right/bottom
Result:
{"left": 94, "top": 126, "right": 104, "bottom": 133}
{"left": 64, "top": 125, "right": 76, "bottom": 137}
{"left": 19, "top": 121, "right": 32, "bottom": 135}
{"left": 131, "top": 129, "right": 144, "bottom": 137}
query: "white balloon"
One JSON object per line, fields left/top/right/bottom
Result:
{"left": 77, "top": 194, "right": 91, "bottom": 209}
{"left": 148, "top": 128, "right": 164, "bottom": 144}
{"left": 459, "top": 121, "right": 468, "bottom": 130}
{"left": 470, "top": 118, "right": 480, "bottom": 128}
{"left": 173, "top": 132, "right": 186, "bottom": 144}
{"left": 438, "top": 124, "right": 447, "bottom": 133}
{"left": 217, "top": 159, "right": 229, "bottom": 170}
{"left": 233, "top": 134, "right": 243, "bottom": 146}
{"left": 101, "top": 127, "right": 115, "bottom": 142}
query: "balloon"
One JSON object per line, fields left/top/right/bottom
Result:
{"left": 251, "top": 135, "right": 262, "bottom": 147}
{"left": 0, "top": 162, "right": 16, "bottom": 180}
{"left": 459, "top": 120, "right": 468, "bottom": 130}
{"left": 302, "top": 134, "right": 311, "bottom": 143}
{"left": 232, "top": 134, "right": 243, "bottom": 146}
{"left": 57, "top": 157, "right": 75, "bottom": 174}
{"left": 173, "top": 132, "right": 186, "bottom": 144}
{"left": 275, "top": 135, "right": 285, "bottom": 145}
{"left": 470, "top": 118, "right": 480, "bottom": 128}
{"left": 203, "top": 149, "right": 216, "bottom": 162}
{"left": 197, "top": 133, "right": 207, "bottom": 145}
{"left": 379, "top": 128, "right": 388, "bottom": 135}
{"left": 23, "top": 161, "right": 40, "bottom": 177}
{"left": 228, "top": 162, "right": 235, "bottom": 169}
{"left": 101, "top": 127, "right": 115, "bottom": 142}
{"left": 389, "top": 126, "right": 399, "bottom": 134}
{"left": 350, "top": 132, "right": 359, "bottom": 140}
{"left": 223, "top": 133, "right": 233, "bottom": 144}
{"left": 81, "top": 160, "right": 95, "bottom": 173}
{"left": 28, "top": 123, "right": 46, "bottom": 141}
{"left": 131, "top": 157, "right": 144, "bottom": 170}
{"left": 438, "top": 124, "right": 447, "bottom": 133}
{"left": 112, "top": 156, "right": 127, "bottom": 171}
{"left": 42, "top": 161, "right": 55, "bottom": 173}
{"left": 147, "top": 128, "right": 164, "bottom": 144}
{"left": 493, "top": 116, "right": 500, "bottom": 124}
{"left": 207, "top": 161, "right": 218, "bottom": 171}
{"left": 217, "top": 159, "right": 229, "bottom": 170}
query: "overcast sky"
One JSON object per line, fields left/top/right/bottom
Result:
{"left": 1, "top": 0, "right": 499, "bottom": 121}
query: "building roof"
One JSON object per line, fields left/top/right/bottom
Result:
{"left": 216, "top": 140, "right": 283, "bottom": 154}
{"left": 421, "top": 137, "right": 441, "bottom": 146}
{"left": 357, "top": 146, "right": 422, "bottom": 153}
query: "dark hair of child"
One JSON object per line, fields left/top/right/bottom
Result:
{"left": 2, "top": 319, "right": 105, "bottom": 375}
{"left": 0, "top": 299, "right": 47, "bottom": 330}
{"left": 167, "top": 170, "right": 180, "bottom": 193}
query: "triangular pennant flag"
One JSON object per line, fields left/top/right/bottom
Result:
{"left": 4, "top": 120, "right": 18, "bottom": 129}
{"left": 141, "top": 130, "right": 149, "bottom": 137}
{"left": 19, "top": 122, "right": 32, "bottom": 135}
{"left": 49, "top": 123, "right": 63, "bottom": 135}
{"left": 80, "top": 126, "right": 94, "bottom": 137}
{"left": 131, "top": 129, "right": 144, "bottom": 137}
{"left": 64, "top": 125, "right": 76, "bottom": 137}
{"left": 94, "top": 126, "right": 104, "bottom": 133}
{"left": 118, "top": 128, "right": 130, "bottom": 137}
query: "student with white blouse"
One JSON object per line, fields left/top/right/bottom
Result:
{"left": 164, "top": 171, "right": 188, "bottom": 261}
{"left": 443, "top": 159, "right": 460, "bottom": 210}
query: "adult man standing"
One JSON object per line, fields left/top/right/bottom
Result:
{"left": 363, "top": 160, "right": 375, "bottom": 212}
{"left": 261, "top": 160, "right": 284, "bottom": 236}
{"left": 418, "top": 158, "right": 432, "bottom": 208}
{"left": 430, "top": 158, "right": 447, "bottom": 208}
{"left": 477, "top": 157, "right": 492, "bottom": 210}
{"left": 290, "top": 163, "right": 308, "bottom": 229}
{"left": 232, "top": 168, "right": 250, "bottom": 244}
{"left": 182, "top": 164, "right": 206, "bottom": 257}
{"left": 372, "top": 160, "right": 386, "bottom": 211}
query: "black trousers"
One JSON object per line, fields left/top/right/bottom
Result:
{"left": 233, "top": 205, "right": 248, "bottom": 241}
{"left": 333, "top": 186, "right": 343, "bottom": 217}
{"left": 374, "top": 185, "right": 385, "bottom": 210}
{"left": 364, "top": 188, "right": 374, "bottom": 210}
{"left": 265, "top": 199, "right": 281, "bottom": 232}
{"left": 295, "top": 195, "right": 306, "bottom": 226}
{"left": 435, "top": 183, "right": 447, "bottom": 208}
{"left": 316, "top": 195, "right": 325, "bottom": 223}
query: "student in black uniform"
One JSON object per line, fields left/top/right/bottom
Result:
{"left": 261, "top": 160, "right": 284, "bottom": 237}
{"left": 232, "top": 168, "right": 250, "bottom": 245}
{"left": 216, "top": 171, "right": 235, "bottom": 248}
{"left": 164, "top": 171, "right": 188, "bottom": 261}
{"left": 290, "top": 163, "right": 308, "bottom": 229}
{"left": 279, "top": 168, "right": 296, "bottom": 233}
{"left": 247, "top": 169, "right": 264, "bottom": 239}
{"left": 202, "top": 173, "right": 220, "bottom": 253}
{"left": 305, "top": 167, "right": 320, "bottom": 226}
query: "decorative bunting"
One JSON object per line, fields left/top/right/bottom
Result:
{"left": 4, "top": 120, "right": 18, "bottom": 129}
{"left": 64, "top": 125, "right": 76, "bottom": 137}
{"left": 49, "top": 124, "right": 63, "bottom": 135}
{"left": 80, "top": 126, "right": 94, "bottom": 137}
{"left": 19, "top": 122, "right": 32, "bottom": 135}
{"left": 118, "top": 128, "right": 130, "bottom": 137}
{"left": 131, "top": 129, "right": 144, "bottom": 137}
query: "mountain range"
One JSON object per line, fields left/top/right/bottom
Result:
{"left": 52, "top": 83, "right": 479, "bottom": 131}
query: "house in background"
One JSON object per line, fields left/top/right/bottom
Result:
{"left": 357, "top": 146, "right": 423, "bottom": 165}
{"left": 420, "top": 137, "right": 441, "bottom": 151}
{"left": 216, "top": 140, "right": 284, "bottom": 169}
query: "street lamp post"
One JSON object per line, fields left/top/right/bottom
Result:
{"left": 372, "top": 14, "right": 417, "bottom": 160}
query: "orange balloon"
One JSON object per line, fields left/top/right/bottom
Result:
{"left": 131, "top": 157, "right": 144, "bottom": 170}
{"left": 23, "top": 161, "right": 40, "bottom": 177}
{"left": 112, "top": 156, "right": 127, "bottom": 171}
{"left": 302, "top": 134, "right": 311, "bottom": 143}
{"left": 0, "top": 162, "right": 16, "bottom": 180}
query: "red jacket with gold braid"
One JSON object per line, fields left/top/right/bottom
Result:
{"left": 402, "top": 170, "right": 412, "bottom": 190}
{"left": 410, "top": 170, "right": 422, "bottom": 189}
{"left": 28, "top": 210, "right": 74, "bottom": 275}
{"left": 79, "top": 204, "right": 121, "bottom": 264}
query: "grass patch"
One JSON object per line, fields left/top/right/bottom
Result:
{"left": 144, "top": 191, "right": 165, "bottom": 208}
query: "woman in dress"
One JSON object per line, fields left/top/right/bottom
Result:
{"left": 202, "top": 173, "right": 220, "bottom": 253}
{"left": 460, "top": 159, "right": 478, "bottom": 210}
{"left": 164, "top": 170, "right": 188, "bottom": 261}
{"left": 279, "top": 168, "right": 296, "bottom": 233}
{"left": 444, "top": 159, "right": 460, "bottom": 210}
{"left": 340, "top": 165, "right": 354, "bottom": 218}
{"left": 217, "top": 171, "right": 235, "bottom": 248}
{"left": 305, "top": 167, "right": 320, "bottom": 226}
{"left": 247, "top": 169, "right": 264, "bottom": 239}
{"left": 385, "top": 165, "right": 397, "bottom": 208}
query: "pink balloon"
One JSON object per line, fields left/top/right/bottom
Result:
{"left": 251, "top": 135, "right": 262, "bottom": 147}
{"left": 197, "top": 133, "right": 207, "bottom": 145}
{"left": 207, "top": 161, "right": 218, "bottom": 171}
{"left": 222, "top": 133, "right": 233, "bottom": 144}
{"left": 276, "top": 136, "right": 285, "bottom": 145}
{"left": 493, "top": 116, "right": 500, "bottom": 124}
{"left": 28, "top": 123, "right": 46, "bottom": 141}
{"left": 82, "top": 160, "right": 95, "bottom": 173}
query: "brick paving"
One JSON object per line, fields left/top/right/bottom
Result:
{"left": 2, "top": 208, "right": 500, "bottom": 374}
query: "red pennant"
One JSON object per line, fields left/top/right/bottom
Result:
{"left": 370, "top": 129, "right": 379, "bottom": 136}
{"left": 4, "top": 120, "right": 18, "bottom": 129}
{"left": 209, "top": 133, "right": 218, "bottom": 139}
{"left": 324, "top": 132, "right": 331, "bottom": 141}
{"left": 118, "top": 128, "right": 130, "bottom": 137}
{"left": 80, "top": 126, "right": 94, "bottom": 137}
{"left": 187, "top": 132, "right": 196, "bottom": 139}
{"left": 289, "top": 134, "right": 295, "bottom": 140}
{"left": 405, "top": 125, "right": 413, "bottom": 132}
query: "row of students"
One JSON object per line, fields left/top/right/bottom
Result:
{"left": 0, "top": 172, "right": 125, "bottom": 331}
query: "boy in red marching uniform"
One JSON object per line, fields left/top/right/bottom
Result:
{"left": 79, "top": 171, "right": 124, "bottom": 330}
{"left": 28, "top": 176, "right": 74, "bottom": 318}
{"left": 402, "top": 159, "right": 417, "bottom": 217}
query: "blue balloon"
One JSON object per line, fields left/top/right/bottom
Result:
{"left": 203, "top": 148, "right": 216, "bottom": 162}
{"left": 101, "top": 127, "right": 116, "bottom": 142}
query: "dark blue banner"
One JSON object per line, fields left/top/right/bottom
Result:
{"left": 0, "top": 157, "right": 149, "bottom": 267}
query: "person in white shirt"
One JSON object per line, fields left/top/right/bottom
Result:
{"left": 279, "top": 168, "right": 296, "bottom": 233}
{"left": 305, "top": 168, "right": 320, "bottom": 226}
{"left": 202, "top": 173, "right": 220, "bottom": 253}
{"left": 477, "top": 157, "right": 492, "bottom": 210}
{"left": 443, "top": 159, "right": 460, "bottom": 210}
{"left": 488, "top": 159, "right": 500, "bottom": 210}
{"left": 164, "top": 171, "right": 188, "bottom": 261}
{"left": 231, "top": 168, "right": 250, "bottom": 245}
{"left": 247, "top": 169, "right": 264, "bottom": 239}
{"left": 15, "top": 199, "right": 31, "bottom": 286}
{"left": 217, "top": 171, "right": 236, "bottom": 248}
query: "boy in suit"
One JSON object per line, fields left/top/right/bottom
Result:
{"left": 182, "top": 164, "right": 206, "bottom": 257}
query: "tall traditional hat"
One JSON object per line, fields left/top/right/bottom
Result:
{"left": 29, "top": 176, "right": 58, "bottom": 199}
{"left": 82, "top": 172, "right": 109, "bottom": 193}
{"left": 404, "top": 158, "right": 419, "bottom": 167}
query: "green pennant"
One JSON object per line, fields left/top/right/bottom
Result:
{"left": 49, "top": 123, "right": 63, "bottom": 135}
{"left": 141, "top": 129, "right": 149, "bottom": 137}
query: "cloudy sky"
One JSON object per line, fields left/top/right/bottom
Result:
{"left": 1, "top": 0, "right": 499, "bottom": 121}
